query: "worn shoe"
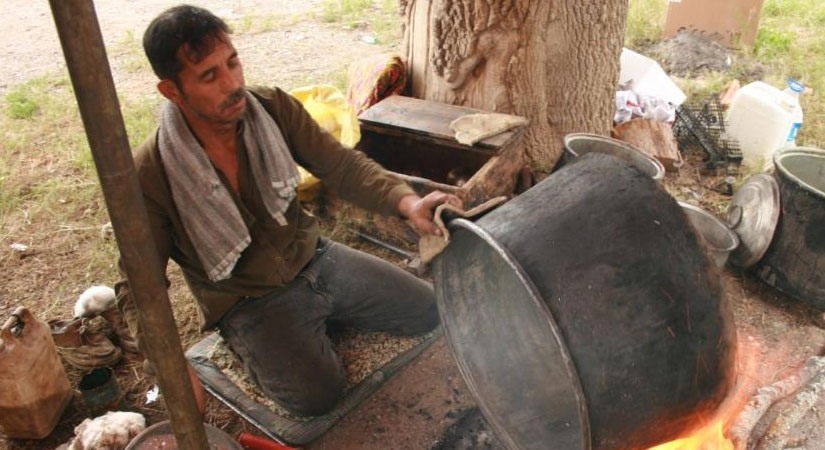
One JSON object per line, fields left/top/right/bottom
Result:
{"left": 100, "top": 307, "right": 140, "bottom": 354}
{"left": 49, "top": 317, "right": 122, "bottom": 371}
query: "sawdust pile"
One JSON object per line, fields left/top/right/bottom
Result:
{"left": 207, "top": 330, "right": 427, "bottom": 419}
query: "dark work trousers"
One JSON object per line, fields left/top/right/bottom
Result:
{"left": 217, "top": 239, "right": 439, "bottom": 416}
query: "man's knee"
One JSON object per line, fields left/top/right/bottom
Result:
{"left": 400, "top": 294, "right": 440, "bottom": 335}
{"left": 271, "top": 371, "right": 346, "bottom": 417}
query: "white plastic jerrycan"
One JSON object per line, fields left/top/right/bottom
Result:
{"left": 728, "top": 81, "right": 796, "bottom": 169}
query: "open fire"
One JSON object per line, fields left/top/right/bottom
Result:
{"left": 645, "top": 336, "right": 762, "bottom": 450}
{"left": 650, "top": 420, "right": 734, "bottom": 450}
{"left": 647, "top": 420, "right": 731, "bottom": 450}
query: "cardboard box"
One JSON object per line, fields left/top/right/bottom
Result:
{"left": 663, "top": 0, "right": 764, "bottom": 47}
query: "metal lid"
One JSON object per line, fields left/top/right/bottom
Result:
{"left": 727, "top": 173, "right": 780, "bottom": 268}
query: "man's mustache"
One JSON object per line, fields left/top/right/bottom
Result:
{"left": 220, "top": 90, "right": 245, "bottom": 111}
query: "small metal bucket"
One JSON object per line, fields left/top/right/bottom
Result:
{"left": 79, "top": 367, "right": 124, "bottom": 417}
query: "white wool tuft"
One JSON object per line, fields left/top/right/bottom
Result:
{"left": 74, "top": 285, "right": 117, "bottom": 318}
{"left": 68, "top": 411, "right": 146, "bottom": 450}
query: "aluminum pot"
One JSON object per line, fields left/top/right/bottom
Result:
{"left": 679, "top": 202, "right": 740, "bottom": 268}
{"left": 560, "top": 133, "right": 666, "bottom": 180}
{"left": 433, "top": 153, "right": 735, "bottom": 450}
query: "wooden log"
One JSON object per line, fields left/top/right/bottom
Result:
{"left": 462, "top": 138, "right": 528, "bottom": 206}
{"left": 758, "top": 364, "right": 825, "bottom": 450}
{"left": 720, "top": 79, "right": 741, "bottom": 108}
{"left": 612, "top": 118, "right": 683, "bottom": 172}
{"left": 728, "top": 356, "right": 825, "bottom": 450}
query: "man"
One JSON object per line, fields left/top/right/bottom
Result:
{"left": 116, "top": 5, "right": 461, "bottom": 417}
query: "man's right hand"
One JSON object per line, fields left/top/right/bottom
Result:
{"left": 396, "top": 191, "right": 464, "bottom": 236}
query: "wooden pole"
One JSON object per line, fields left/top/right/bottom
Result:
{"left": 47, "top": 1, "right": 209, "bottom": 448}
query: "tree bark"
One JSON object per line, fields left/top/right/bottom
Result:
{"left": 401, "top": 0, "right": 628, "bottom": 169}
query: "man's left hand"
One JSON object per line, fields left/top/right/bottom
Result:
{"left": 397, "top": 191, "right": 464, "bottom": 236}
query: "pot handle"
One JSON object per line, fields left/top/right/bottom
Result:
{"left": 1, "top": 307, "right": 31, "bottom": 341}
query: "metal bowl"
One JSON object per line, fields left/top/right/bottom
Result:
{"left": 562, "top": 133, "right": 666, "bottom": 180}
{"left": 679, "top": 202, "right": 740, "bottom": 268}
{"left": 125, "top": 420, "right": 243, "bottom": 450}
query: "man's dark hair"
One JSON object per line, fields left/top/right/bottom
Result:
{"left": 143, "top": 5, "right": 230, "bottom": 82}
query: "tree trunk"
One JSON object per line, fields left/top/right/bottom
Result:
{"left": 401, "top": 0, "right": 628, "bottom": 169}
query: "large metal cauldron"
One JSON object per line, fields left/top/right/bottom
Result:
{"left": 757, "top": 148, "right": 825, "bottom": 308}
{"left": 433, "top": 153, "right": 736, "bottom": 449}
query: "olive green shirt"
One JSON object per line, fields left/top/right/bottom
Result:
{"left": 115, "top": 86, "right": 414, "bottom": 353}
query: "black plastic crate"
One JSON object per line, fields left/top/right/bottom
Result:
{"left": 673, "top": 95, "right": 742, "bottom": 164}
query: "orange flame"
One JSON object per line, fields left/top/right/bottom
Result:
{"left": 647, "top": 420, "right": 732, "bottom": 450}
{"left": 644, "top": 334, "right": 764, "bottom": 450}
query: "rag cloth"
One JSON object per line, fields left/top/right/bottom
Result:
{"left": 346, "top": 54, "right": 407, "bottom": 116}
{"left": 450, "top": 113, "right": 529, "bottom": 146}
{"left": 419, "top": 196, "right": 509, "bottom": 264}
{"left": 158, "top": 91, "right": 300, "bottom": 282}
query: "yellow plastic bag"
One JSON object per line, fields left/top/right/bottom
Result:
{"left": 289, "top": 85, "right": 361, "bottom": 201}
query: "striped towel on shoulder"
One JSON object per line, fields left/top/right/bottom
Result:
{"left": 158, "top": 91, "right": 300, "bottom": 282}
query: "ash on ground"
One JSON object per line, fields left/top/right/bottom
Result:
{"left": 649, "top": 30, "right": 731, "bottom": 76}
{"left": 647, "top": 30, "right": 765, "bottom": 79}
{"left": 430, "top": 408, "right": 504, "bottom": 450}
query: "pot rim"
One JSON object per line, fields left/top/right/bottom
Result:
{"left": 678, "top": 202, "right": 740, "bottom": 253}
{"left": 774, "top": 147, "right": 825, "bottom": 201}
{"left": 125, "top": 420, "right": 242, "bottom": 450}
{"left": 563, "top": 133, "right": 666, "bottom": 181}
{"left": 437, "top": 218, "right": 592, "bottom": 450}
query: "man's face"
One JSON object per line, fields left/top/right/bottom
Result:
{"left": 166, "top": 32, "right": 246, "bottom": 125}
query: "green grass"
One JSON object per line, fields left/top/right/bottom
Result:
{"left": 0, "top": 73, "right": 161, "bottom": 308}
{"left": 321, "top": 0, "right": 373, "bottom": 23}
{"left": 762, "top": 0, "right": 825, "bottom": 25}
{"left": 110, "top": 29, "right": 151, "bottom": 74}
{"left": 122, "top": 97, "right": 161, "bottom": 150}
{"left": 5, "top": 89, "right": 38, "bottom": 119}
{"left": 229, "top": 13, "right": 298, "bottom": 34}
{"left": 0, "top": 74, "right": 160, "bottom": 242}
{"left": 753, "top": 26, "right": 795, "bottom": 59}
{"left": 626, "top": 0, "right": 825, "bottom": 148}
{"left": 625, "top": 0, "right": 667, "bottom": 47}
{"left": 320, "top": 0, "right": 402, "bottom": 47}
{"left": 3, "top": 77, "right": 56, "bottom": 120}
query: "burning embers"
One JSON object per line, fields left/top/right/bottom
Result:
{"left": 646, "top": 335, "right": 825, "bottom": 450}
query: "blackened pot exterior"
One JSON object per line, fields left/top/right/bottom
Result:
{"left": 434, "top": 153, "right": 736, "bottom": 450}
{"left": 756, "top": 148, "right": 825, "bottom": 309}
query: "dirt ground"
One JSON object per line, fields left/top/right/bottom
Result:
{"left": 2, "top": 1, "right": 825, "bottom": 449}
{"left": 0, "top": 0, "right": 381, "bottom": 98}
